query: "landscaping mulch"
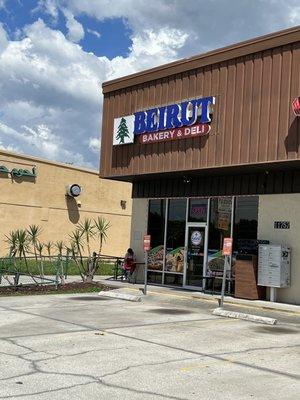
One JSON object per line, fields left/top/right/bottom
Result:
{"left": 0, "top": 281, "right": 111, "bottom": 296}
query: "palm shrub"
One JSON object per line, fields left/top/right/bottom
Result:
{"left": 77, "top": 218, "right": 94, "bottom": 256}
{"left": 5, "top": 230, "right": 18, "bottom": 259}
{"left": 15, "top": 230, "right": 30, "bottom": 268}
{"left": 36, "top": 242, "right": 44, "bottom": 277}
{"left": 94, "top": 217, "right": 110, "bottom": 255}
{"left": 27, "top": 225, "right": 42, "bottom": 258}
{"left": 69, "top": 229, "right": 85, "bottom": 281}
{"left": 4, "top": 229, "right": 39, "bottom": 283}
{"left": 15, "top": 229, "right": 38, "bottom": 283}
{"left": 27, "top": 225, "right": 42, "bottom": 275}
{"left": 55, "top": 240, "right": 66, "bottom": 284}
{"left": 89, "top": 217, "right": 110, "bottom": 282}
{"left": 45, "top": 241, "right": 53, "bottom": 260}
{"left": 69, "top": 217, "right": 110, "bottom": 282}
{"left": 45, "top": 241, "right": 55, "bottom": 276}
{"left": 3, "top": 231, "right": 18, "bottom": 284}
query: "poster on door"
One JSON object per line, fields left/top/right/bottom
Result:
{"left": 218, "top": 198, "right": 232, "bottom": 213}
{"left": 218, "top": 213, "right": 230, "bottom": 230}
{"left": 191, "top": 230, "right": 202, "bottom": 246}
{"left": 189, "top": 229, "right": 203, "bottom": 256}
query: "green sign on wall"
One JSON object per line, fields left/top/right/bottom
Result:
{"left": 0, "top": 165, "right": 36, "bottom": 178}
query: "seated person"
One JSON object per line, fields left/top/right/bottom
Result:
{"left": 123, "top": 248, "right": 136, "bottom": 279}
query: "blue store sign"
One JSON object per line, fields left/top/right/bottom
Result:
{"left": 113, "top": 96, "right": 215, "bottom": 146}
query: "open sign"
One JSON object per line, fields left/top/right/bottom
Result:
{"left": 191, "top": 205, "right": 207, "bottom": 217}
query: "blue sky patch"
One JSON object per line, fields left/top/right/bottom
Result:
{"left": 0, "top": 0, "right": 132, "bottom": 58}
{"left": 78, "top": 16, "right": 132, "bottom": 59}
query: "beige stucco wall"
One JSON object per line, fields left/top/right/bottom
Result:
{"left": 129, "top": 198, "right": 148, "bottom": 282}
{"left": 258, "top": 194, "right": 300, "bottom": 305}
{"left": 0, "top": 151, "right": 132, "bottom": 257}
{"left": 130, "top": 198, "right": 148, "bottom": 262}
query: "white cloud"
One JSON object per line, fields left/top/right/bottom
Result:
{"left": 0, "top": 18, "right": 190, "bottom": 168}
{"left": 0, "top": 23, "right": 7, "bottom": 55}
{"left": 37, "top": 1, "right": 85, "bottom": 42}
{"left": 63, "top": 8, "right": 85, "bottom": 43}
{"left": 36, "top": 0, "right": 59, "bottom": 22}
{"left": 0, "top": 140, "right": 19, "bottom": 153}
{"left": 0, "top": 121, "right": 91, "bottom": 167}
{"left": 62, "top": 0, "right": 300, "bottom": 58}
{"left": 88, "top": 137, "right": 100, "bottom": 154}
{"left": 87, "top": 28, "right": 101, "bottom": 38}
{"left": 289, "top": 6, "right": 300, "bottom": 23}
{"left": 107, "top": 28, "right": 188, "bottom": 79}
{"left": 130, "top": 28, "right": 187, "bottom": 58}
{"left": 0, "top": 20, "right": 105, "bottom": 167}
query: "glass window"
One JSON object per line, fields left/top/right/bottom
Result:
{"left": 188, "top": 198, "right": 208, "bottom": 222}
{"left": 147, "top": 200, "right": 166, "bottom": 282}
{"left": 233, "top": 196, "right": 258, "bottom": 253}
{"left": 207, "top": 197, "right": 232, "bottom": 278}
{"left": 165, "top": 199, "right": 186, "bottom": 276}
{"left": 148, "top": 199, "right": 165, "bottom": 249}
{"left": 164, "top": 274, "right": 183, "bottom": 287}
{"left": 147, "top": 271, "right": 163, "bottom": 284}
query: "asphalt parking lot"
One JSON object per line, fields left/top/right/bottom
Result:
{"left": 0, "top": 289, "right": 299, "bottom": 400}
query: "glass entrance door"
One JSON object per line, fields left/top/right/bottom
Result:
{"left": 184, "top": 223, "right": 207, "bottom": 288}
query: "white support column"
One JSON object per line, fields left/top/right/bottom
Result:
{"left": 270, "top": 287, "right": 277, "bottom": 302}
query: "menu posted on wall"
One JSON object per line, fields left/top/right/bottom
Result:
{"left": 218, "top": 213, "right": 230, "bottom": 230}
{"left": 217, "top": 198, "right": 231, "bottom": 231}
{"left": 218, "top": 198, "right": 232, "bottom": 213}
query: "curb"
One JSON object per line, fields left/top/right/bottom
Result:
{"left": 212, "top": 307, "right": 277, "bottom": 325}
{"left": 98, "top": 291, "right": 142, "bottom": 302}
{"left": 97, "top": 279, "right": 300, "bottom": 314}
{"left": 192, "top": 293, "right": 300, "bottom": 314}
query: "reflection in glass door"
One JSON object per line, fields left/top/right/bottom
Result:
{"left": 184, "top": 224, "right": 207, "bottom": 288}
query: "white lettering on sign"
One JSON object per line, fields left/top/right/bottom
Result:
{"left": 139, "top": 123, "right": 210, "bottom": 144}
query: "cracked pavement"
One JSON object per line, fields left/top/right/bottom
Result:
{"left": 0, "top": 290, "right": 299, "bottom": 399}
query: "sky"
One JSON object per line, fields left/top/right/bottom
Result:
{"left": 0, "top": 0, "right": 299, "bottom": 170}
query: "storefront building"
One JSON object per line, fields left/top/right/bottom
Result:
{"left": 0, "top": 150, "right": 132, "bottom": 257}
{"left": 100, "top": 26, "right": 300, "bottom": 305}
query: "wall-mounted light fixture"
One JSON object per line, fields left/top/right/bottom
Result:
{"left": 120, "top": 200, "right": 127, "bottom": 209}
{"left": 66, "top": 184, "right": 82, "bottom": 197}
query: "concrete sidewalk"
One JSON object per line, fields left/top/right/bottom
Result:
{"left": 97, "top": 278, "right": 300, "bottom": 315}
{"left": 2, "top": 274, "right": 299, "bottom": 314}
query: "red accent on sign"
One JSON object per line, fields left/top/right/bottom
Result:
{"left": 222, "top": 238, "right": 233, "bottom": 256}
{"left": 143, "top": 235, "right": 151, "bottom": 251}
{"left": 292, "top": 97, "right": 300, "bottom": 116}
{"left": 138, "top": 123, "right": 211, "bottom": 144}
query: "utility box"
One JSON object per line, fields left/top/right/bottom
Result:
{"left": 258, "top": 245, "right": 291, "bottom": 288}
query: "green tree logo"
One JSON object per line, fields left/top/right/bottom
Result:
{"left": 116, "top": 117, "right": 130, "bottom": 144}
